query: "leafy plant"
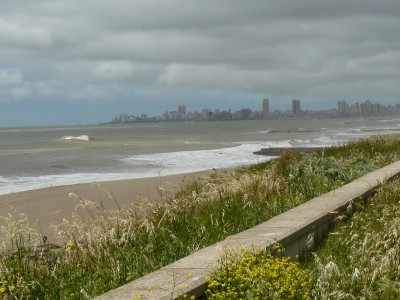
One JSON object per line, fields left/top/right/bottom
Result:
{"left": 206, "top": 246, "right": 313, "bottom": 300}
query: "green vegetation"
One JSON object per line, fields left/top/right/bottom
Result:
{"left": 301, "top": 179, "right": 400, "bottom": 299}
{"left": 205, "top": 179, "right": 400, "bottom": 300}
{"left": 206, "top": 246, "right": 313, "bottom": 299}
{"left": 1, "top": 135, "right": 400, "bottom": 299}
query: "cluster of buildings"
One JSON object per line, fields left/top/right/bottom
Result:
{"left": 336, "top": 100, "right": 390, "bottom": 116}
{"left": 111, "top": 99, "right": 400, "bottom": 124}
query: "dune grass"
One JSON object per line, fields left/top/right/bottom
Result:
{"left": 300, "top": 179, "right": 400, "bottom": 299}
{"left": 205, "top": 179, "right": 400, "bottom": 299}
{"left": 1, "top": 135, "right": 400, "bottom": 299}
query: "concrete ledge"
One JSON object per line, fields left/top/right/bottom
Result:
{"left": 94, "top": 160, "right": 400, "bottom": 300}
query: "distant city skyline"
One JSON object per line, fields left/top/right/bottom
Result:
{"left": 112, "top": 98, "right": 400, "bottom": 124}
{"left": 1, "top": 1, "right": 400, "bottom": 127}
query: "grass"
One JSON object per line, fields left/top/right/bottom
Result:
{"left": 1, "top": 135, "right": 400, "bottom": 299}
{"left": 300, "top": 179, "right": 400, "bottom": 299}
{"left": 205, "top": 179, "right": 400, "bottom": 299}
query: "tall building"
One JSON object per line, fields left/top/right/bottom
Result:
{"left": 178, "top": 103, "right": 186, "bottom": 115}
{"left": 262, "top": 99, "right": 270, "bottom": 118}
{"left": 337, "top": 100, "right": 348, "bottom": 115}
{"left": 292, "top": 99, "right": 301, "bottom": 115}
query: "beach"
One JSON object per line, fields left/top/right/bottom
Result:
{"left": 2, "top": 118, "right": 399, "bottom": 242}
{"left": 0, "top": 170, "right": 213, "bottom": 240}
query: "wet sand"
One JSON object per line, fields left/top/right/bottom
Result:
{"left": 0, "top": 170, "right": 213, "bottom": 239}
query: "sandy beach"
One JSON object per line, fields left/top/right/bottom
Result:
{"left": 0, "top": 170, "right": 213, "bottom": 240}
{"left": 0, "top": 146, "right": 325, "bottom": 243}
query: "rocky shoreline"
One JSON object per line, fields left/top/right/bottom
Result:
{"left": 253, "top": 147, "right": 326, "bottom": 156}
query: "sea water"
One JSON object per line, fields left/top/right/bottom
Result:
{"left": 1, "top": 118, "right": 400, "bottom": 196}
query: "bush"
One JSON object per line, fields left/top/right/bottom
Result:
{"left": 206, "top": 246, "right": 314, "bottom": 300}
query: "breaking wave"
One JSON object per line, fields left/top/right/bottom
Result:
{"left": 61, "top": 135, "right": 91, "bottom": 141}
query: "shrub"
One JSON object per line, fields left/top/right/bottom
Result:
{"left": 206, "top": 246, "right": 314, "bottom": 300}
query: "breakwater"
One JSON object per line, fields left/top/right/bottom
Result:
{"left": 253, "top": 147, "right": 326, "bottom": 156}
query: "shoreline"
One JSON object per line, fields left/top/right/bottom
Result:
{"left": 0, "top": 170, "right": 214, "bottom": 240}
{"left": 0, "top": 146, "right": 325, "bottom": 240}
{"left": 253, "top": 146, "right": 327, "bottom": 156}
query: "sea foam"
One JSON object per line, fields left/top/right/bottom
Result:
{"left": 61, "top": 135, "right": 91, "bottom": 141}
{"left": 0, "top": 142, "right": 277, "bottom": 196}
{"left": 2, "top": 121, "right": 392, "bottom": 196}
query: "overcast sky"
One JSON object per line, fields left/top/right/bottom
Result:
{"left": 1, "top": 1, "right": 400, "bottom": 126}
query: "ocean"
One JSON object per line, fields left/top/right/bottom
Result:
{"left": 1, "top": 118, "right": 400, "bottom": 196}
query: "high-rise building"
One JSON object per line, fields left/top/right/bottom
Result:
{"left": 178, "top": 103, "right": 186, "bottom": 115}
{"left": 262, "top": 99, "right": 270, "bottom": 118}
{"left": 337, "top": 100, "right": 348, "bottom": 114}
{"left": 292, "top": 99, "right": 301, "bottom": 115}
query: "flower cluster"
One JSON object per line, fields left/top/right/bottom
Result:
{"left": 0, "top": 280, "right": 16, "bottom": 298}
{"left": 206, "top": 246, "right": 313, "bottom": 299}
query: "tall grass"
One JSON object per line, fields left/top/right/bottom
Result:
{"left": 206, "top": 179, "right": 400, "bottom": 299}
{"left": 1, "top": 135, "right": 400, "bottom": 299}
{"left": 302, "top": 179, "right": 400, "bottom": 299}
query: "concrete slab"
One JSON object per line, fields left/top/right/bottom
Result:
{"left": 96, "top": 268, "right": 210, "bottom": 300}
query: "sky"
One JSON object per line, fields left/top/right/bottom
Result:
{"left": 1, "top": 1, "right": 400, "bottom": 127}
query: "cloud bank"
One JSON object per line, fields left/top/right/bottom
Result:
{"left": 1, "top": 0, "right": 399, "bottom": 125}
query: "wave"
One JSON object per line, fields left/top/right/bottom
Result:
{"left": 60, "top": 135, "right": 91, "bottom": 141}
{"left": 360, "top": 127, "right": 400, "bottom": 132}
{"left": 119, "top": 138, "right": 336, "bottom": 173}
{"left": 0, "top": 173, "right": 123, "bottom": 196}
{"left": 120, "top": 143, "right": 272, "bottom": 171}
{"left": 0, "top": 138, "right": 344, "bottom": 196}
{"left": 0, "top": 144, "right": 264, "bottom": 196}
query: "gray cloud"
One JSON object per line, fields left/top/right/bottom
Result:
{"left": 0, "top": 0, "right": 400, "bottom": 126}
{"left": 0, "top": 68, "right": 24, "bottom": 86}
